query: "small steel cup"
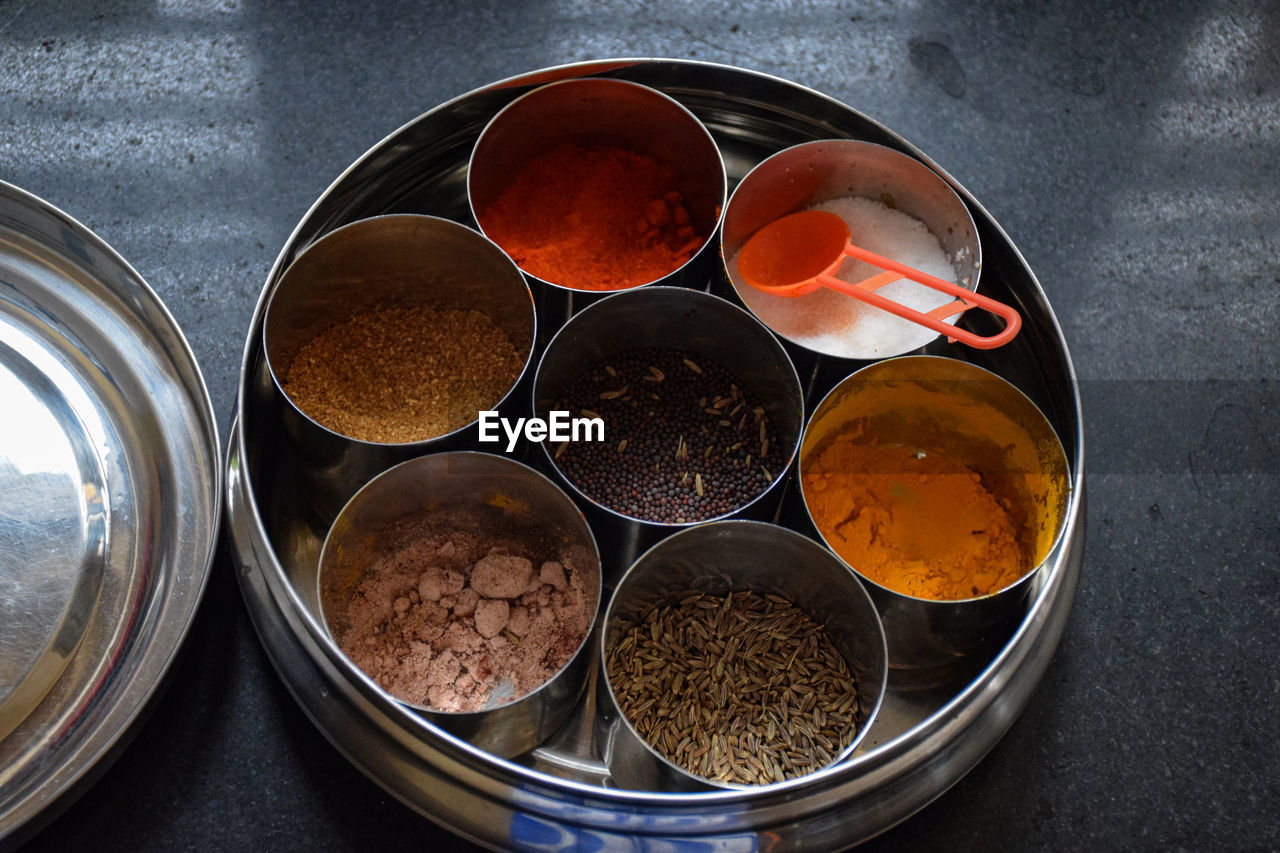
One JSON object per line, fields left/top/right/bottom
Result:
{"left": 262, "top": 214, "right": 536, "bottom": 527}
{"left": 316, "top": 451, "right": 602, "bottom": 758}
{"left": 531, "top": 286, "right": 804, "bottom": 584}
{"left": 720, "top": 139, "right": 983, "bottom": 407}
{"left": 799, "top": 355, "right": 1071, "bottom": 690}
{"left": 598, "top": 520, "right": 888, "bottom": 791}
{"left": 468, "top": 78, "right": 726, "bottom": 339}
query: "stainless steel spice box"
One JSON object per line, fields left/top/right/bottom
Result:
{"left": 225, "top": 59, "right": 1085, "bottom": 850}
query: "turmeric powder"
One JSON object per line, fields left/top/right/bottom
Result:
{"left": 799, "top": 359, "right": 1069, "bottom": 602}
{"left": 803, "top": 436, "right": 1030, "bottom": 600}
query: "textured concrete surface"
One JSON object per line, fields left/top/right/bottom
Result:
{"left": 2, "top": 0, "right": 1278, "bottom": 849}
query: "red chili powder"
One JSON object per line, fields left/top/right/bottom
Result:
{"left": 477, "top": 144, "right": 705, "bottom": 291}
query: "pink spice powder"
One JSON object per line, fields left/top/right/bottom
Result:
{"left": 334, "top": 525, "right": 592, "bottom": 713}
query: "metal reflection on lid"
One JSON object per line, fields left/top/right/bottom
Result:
{"left": 0, "top": 322, "right": 108, "bottom": 741}
{"left": 0, "top": 179, "right": 219, "bottom": 842}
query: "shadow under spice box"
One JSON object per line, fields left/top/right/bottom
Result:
{"left": 225, "top": 59, "right": 1085, "bottom": 851}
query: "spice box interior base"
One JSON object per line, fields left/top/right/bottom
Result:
{"left": 227, "top": 59, "right": 1084, "bottom": 849}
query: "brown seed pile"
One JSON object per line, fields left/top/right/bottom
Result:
{"left": 284, "top": 306, "right": 523, "bottom": 443}
{"left": 606, "top": 590, "right": 860, "bottom": 786}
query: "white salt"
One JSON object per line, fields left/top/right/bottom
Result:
{"left": 729, "top": 196, "right": 962, "bottom": 359}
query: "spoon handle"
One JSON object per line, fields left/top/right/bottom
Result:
{"left": 824, "top": 242, "right": 1022, "bottom": 349}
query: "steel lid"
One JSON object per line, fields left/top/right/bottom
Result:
{"left": 0, "top": 180, "right": 220, "bottom": 841}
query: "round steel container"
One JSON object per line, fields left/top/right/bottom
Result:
{"left": 316, "top": 451, "right": 603, "bottom": 759}
{"left": 261, "top": 213, "right": 537, "bottom": 529}
{"left": 531, "top": 286, "right": 804, "bottom": 582}
{"left": 598, "top": 520, "right": 888, "bottom": 792}
{"left": 0, "top": 181, "right": 221, "bottom": 843}
{"left": 225, "top": 59, "right": 1085, "bottom": 850}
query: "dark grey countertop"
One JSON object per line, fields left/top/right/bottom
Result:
{"left": 3, "top": 0, "right": 1278, "bottom": 849}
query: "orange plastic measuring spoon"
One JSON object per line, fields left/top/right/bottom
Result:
{"left": 737, "top": 210, "right": 1021, "bottom": 349}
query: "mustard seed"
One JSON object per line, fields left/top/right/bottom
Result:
{"left": 552, "top": 347, "right": 780, "bottom": 523}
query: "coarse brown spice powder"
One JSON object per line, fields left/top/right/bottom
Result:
{"left": 335, "top": 524, "right": 591, "bottom": 713}
{"left": 284, "top": 306, "right": 523, "bottom": 443}
{"left": 607, "top": 590, "right": 860, "bottom": 786}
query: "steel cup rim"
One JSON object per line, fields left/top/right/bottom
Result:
{"left": 799, "top": 353, "right": 1073, "bottom": 606}
{"left": 315, "top": 450, "right": 603, "bottom": 717}
{"left": 598, "top": 518, "right": 889, "bottom": 790}
{"left": 466, "top": 77, "right": 728, "bottom": 294}
{"left": 721, "top": 138, "right": 984, "bottom": 360}
{"left": 261, "top": 213, "right": 538, "bottom": 448}
{"left": 531, "top": 285, "right": 804, "bottom": 529}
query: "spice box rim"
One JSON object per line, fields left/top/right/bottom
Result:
{"left": 225, "top": 58, "right": 1086, "bottom": 844}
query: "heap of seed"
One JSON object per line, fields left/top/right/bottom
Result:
{"left": 606, "top": 590, "right": 860, "bottom": 786}
{"left": 283, "top": 306, "right": 524, "bottom": 443}
{"left": 552, "top": 347, "right": 782, "bottom": 523}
